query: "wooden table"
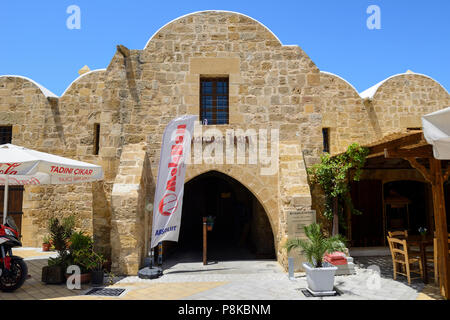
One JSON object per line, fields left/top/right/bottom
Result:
{"left": 407, "top": 235, "right": 434, "bottom": 284}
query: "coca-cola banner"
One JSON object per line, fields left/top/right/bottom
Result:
{"left": 0, "top": 144, "right": 103, "bottom": 185}
{"left": 151, "top": 115, "right": 196, "bottom": 248}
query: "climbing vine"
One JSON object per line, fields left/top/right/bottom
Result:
{"left": 308, "top": 143, "right": 369, "bottom": 223}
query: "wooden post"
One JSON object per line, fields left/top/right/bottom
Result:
{"left": 203, "top": 217, "right": 207, "bottom": 265}
{"left": 332, "top": 197, "right": 339, "bottom": 236}
{"left": 430, "top": 158, "right": 450, "bottom": 299}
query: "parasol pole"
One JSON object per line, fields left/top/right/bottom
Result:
{"left": 3, "top": 175, "right": 9, "bottom": 225}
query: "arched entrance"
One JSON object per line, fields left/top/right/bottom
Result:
{"left": 164, "top": 171, "right": 275, "bottom": 262}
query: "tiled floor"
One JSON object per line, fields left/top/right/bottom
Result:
{"left": 0, "top": 249, "right": 444, "bottom": 300}
{"left": 353, "top": 255, "right": 444, "bottom": 300}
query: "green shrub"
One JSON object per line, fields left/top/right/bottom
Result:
{"left": 69, "top": 231, "right": 93, "bottom": 252}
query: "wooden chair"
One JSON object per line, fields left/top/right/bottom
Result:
{"left": 388, "top": 230, "right": 408, "bottom": 238}
{"left": 387, "top": 236, "right": 423, "bottom": 284}
{"left": 433, "top": 236, "right": 450, "bottom": 284}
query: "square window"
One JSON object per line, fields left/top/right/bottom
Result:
{"left": 200, "top": 78, "right": 229, "bottom": 125}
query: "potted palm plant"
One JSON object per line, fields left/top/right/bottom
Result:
{"left": 42, "top": 217, "right": 73, "bottom": 284}
{"left": 285, "top": 223, "right": 346, "bottom": 295}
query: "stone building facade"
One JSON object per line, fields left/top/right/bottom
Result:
{"left": 0, "top": 11, "right": 448, "bottom": 274}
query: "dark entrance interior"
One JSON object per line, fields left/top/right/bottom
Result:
{"left": 350, "top": 179, "right": 432, "bottom": 247}
{"left": 163, "top": 171, "right": 275, "bottom": 262}
{"left": 384, "top": 181, "right": 430, "bottom": 235}
{"left": 350, "top": 180, "right": 384, "bottom": 247}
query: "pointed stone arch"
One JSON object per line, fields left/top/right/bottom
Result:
{"left": 184, "top": 165, "right": 280, "bottom": 252}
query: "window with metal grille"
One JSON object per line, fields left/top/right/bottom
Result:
{"left": 200, "top": 77, "right": 229, "bottom": 125}
{"left": 0, "top": 126, "right": 12, "bottom": 145}
{"left": 322, "top": 128, "right": 330, "bottom": 153}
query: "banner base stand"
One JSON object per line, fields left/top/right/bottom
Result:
{"left": 138, "top": 266, "right": 163, "bottom": 279}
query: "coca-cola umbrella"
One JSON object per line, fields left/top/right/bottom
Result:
{"left": 0, "top": 144, "right": 104, "bottom": 224}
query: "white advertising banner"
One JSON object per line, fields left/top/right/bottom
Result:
{"left": 151, "top": 115, "right": 197, "bottom": 248}
{"left": 422, "top": 107, "right": 450, "bottom": 160}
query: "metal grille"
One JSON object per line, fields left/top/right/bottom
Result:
{"left": 200, "top": 78, "right": 229, "bottom": 125}
{"left": 85, "top": 288, "right": 126, "bottom": 297}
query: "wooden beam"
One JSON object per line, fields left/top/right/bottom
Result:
{"left": 384, "top": 145, "right": 433, "bottom": 159}
{"left": 405, "top": 157, "right": 433, "bottom": 184}
{"left": 368, "top": 132, "right": 424, "bottom": 155}
{"left": 430, "top": 159, "right": 450, "bottom": 300}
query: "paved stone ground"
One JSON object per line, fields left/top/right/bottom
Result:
{"left": 0, "top": 249, "right": 443, "bottom": 300}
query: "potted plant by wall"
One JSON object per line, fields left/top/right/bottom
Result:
{"left": 206, "top": 216, "right": 215, "bottom": 231}
{"left": 90, "top": 251, "right": 106, "bottom": 286}
{"left": 70, "top": 248, "right": 95, "bottom": 284}
{"left": 67, "top": 231, "right": 94, "bottom": 284}
{"left": 42, "top": 218, "right": 73, "bottom": 284}
{"left": 285, "top": 223, "right": 346, "bottom": 296}
{"left": 42, "top": 235, "right": 51, "bottom": 252}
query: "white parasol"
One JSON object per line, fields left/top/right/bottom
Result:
{"left": 422, "top": 107, "right": 450, "bottom": 160}
{"left": 0, "top": 144, "right": 104, "bottom": 224}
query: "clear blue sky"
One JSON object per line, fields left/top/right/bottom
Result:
{"left": 0, "top": 0, "right": 448, "bottom": 96}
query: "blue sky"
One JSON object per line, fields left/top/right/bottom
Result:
{"left": 0, "top": 1, "right": 448, "bottom": 96}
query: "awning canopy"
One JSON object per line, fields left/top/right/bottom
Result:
{"left": 0, "top": 144, "right": 103, "bottom": 185}
{"left": 422, "top": 106, "right": 450, "bottom": 160}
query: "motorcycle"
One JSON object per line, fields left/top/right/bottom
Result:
{"left": 0, "top": 216, "right": 28, "bottom": 292}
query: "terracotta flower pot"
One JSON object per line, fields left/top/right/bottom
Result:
{"left": 42, "top": 243, "right": 51, "bottom": 251}
{"left": 207, "top": 224, "right": 213, "bottom": 231}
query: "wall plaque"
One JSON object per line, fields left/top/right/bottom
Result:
{"left": 287, "top": 210, "right": 316, "bottom": 271}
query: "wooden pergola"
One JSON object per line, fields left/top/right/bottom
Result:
{"left": 365, "top": 131, "right": 450, "bottom": 299}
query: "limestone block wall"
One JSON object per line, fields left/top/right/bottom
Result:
{"left": 366, "top": 74, "right": 450, "bottom": 136}
{"left": 58, "top": 70, "right": 106, "bottom": 157}
{"left": 97, "top": 11, "right": 324, "bottom": 271}
{"left": 320, "top": 72, "right": 377, "bottom": 154}
{"left": 3, "top": 10, "right": 449, "bottom": 274}
{"left": 110, "top": 143, "right": 153, "bottom": 275}
{"left": 0, "top": 74, "right": 108, "bottom": 247}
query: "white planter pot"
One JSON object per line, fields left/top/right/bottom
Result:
{"left": 303, "top": 262, "right": 338, "bottom": 295}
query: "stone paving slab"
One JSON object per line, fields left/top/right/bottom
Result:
{"left": 0, "top": 251, "right": 444, "bottom": 300}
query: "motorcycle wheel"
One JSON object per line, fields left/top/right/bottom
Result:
{"left": 0, "top": 256, "right": 28, "bottom": 292}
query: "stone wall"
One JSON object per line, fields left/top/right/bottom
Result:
{"left": 367, "top": 74, "right": 450, "bottom": 136}
{"left": 0, "top": 74, "right": 107, "bottom": 247}
{"left": 1, "top": 11, "right": 449, "bottom": 274}
{"left": 110, "top": 143, "right": 153, "bottom": 275}
{"left": 320, "top": 72, "right": 377, "bottom": 154}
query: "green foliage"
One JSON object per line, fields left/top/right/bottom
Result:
{"left": 284, "top": 223, "right": 346, "bottom": 268}
{"left": 69, "top": 231, "right": 93, "bottom": 252}
{"left": 42, "top": 234, "right": 50, "bottom": 245}
{"left": 71, "top": 248, "right": 105, "bottom": 273}
{"left": 67, "top": 231, "right": 105, "bottom": 273}
{"left": 47, "top": 217, "right": 75, "bottom": 268}
{"left": 48, "top": 218, "right": 68, "bottom": 253}
{"left": 48, "top": 254, "right": 70, "bottom": 269}
{"left": 308, "top": 143, "right": 369, "bottom": 221}
{"left": 61, "top": 215, "right": 75, "bottom": 240}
